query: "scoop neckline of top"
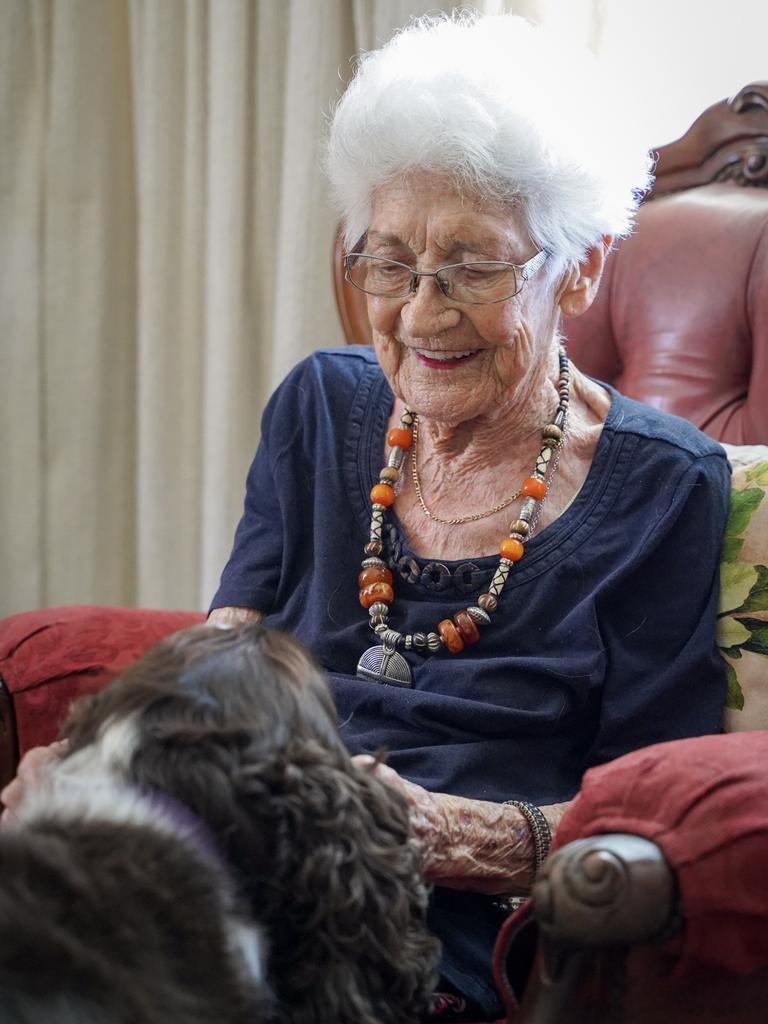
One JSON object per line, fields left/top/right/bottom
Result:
{"left": 348, "top": 361, "right": 628, "bottom": 589}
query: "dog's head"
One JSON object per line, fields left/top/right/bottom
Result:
{"left": 2, "top": 776, "right": 266, "bottom": 1024}
{"left": 55, "top": 624, "right": 440, "bottom": 1024}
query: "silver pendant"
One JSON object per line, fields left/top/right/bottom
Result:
{"left": 356, "top": 638, "right": 412, "bottom": 687}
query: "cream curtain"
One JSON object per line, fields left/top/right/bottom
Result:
{"left": 0, "top": 0, "right": 602, "bottom": 617}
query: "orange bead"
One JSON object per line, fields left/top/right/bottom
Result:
{"left": 437, "top": 619, "right": 465, "bottom": 654}
{"left": 370, "top": 483, "right": 395, "bottom": 507}
{"left": 359, "top": 582, "right": 394, "bottom": 608}
{"left": 453, "top": 610, "right": 480, "bottom": 645}
{"left": 358, "top": 565, "right": 393, "bottom": 588}
{"left": 387, "top": 427, "right": 412, "bottom": 451}
{"left": 500, "top": 537, "right": 525, "bottom": 562}
{"left": 521, "top": 477, "right": 547, "bottom": 500}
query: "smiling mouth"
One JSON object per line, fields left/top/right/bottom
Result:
{"left": 413, "top": 348, "right": 480, "bottom": 368}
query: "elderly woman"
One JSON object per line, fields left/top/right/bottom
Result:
{"left": 3, "top": 12, "right": 729, "bottom": 1021}
{"left": 206, "top": 13, "right": 729, "bottom": 1018}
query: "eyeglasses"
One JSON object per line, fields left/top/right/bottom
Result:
{"left": 343, "top": 249, "right": 549, "bottom": 305}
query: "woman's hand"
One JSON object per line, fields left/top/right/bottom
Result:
{"left": 0, "top": 741, "right": 68, "bottom": 826}
{"left": 354, "top": 755, "right": 568, "bottom": 895}
{"left": 358, "top": 759, "right": 455, "bottom": 876}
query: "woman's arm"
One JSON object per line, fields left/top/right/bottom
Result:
{"left": 207, "top": 607, "right": 264, "bottom": 627}
{"left": 364, "top": 760, "right": 569, "bottom": 895}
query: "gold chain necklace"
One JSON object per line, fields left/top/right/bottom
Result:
{"left": 410, "top": 416, "right": 523, "bottom": 525}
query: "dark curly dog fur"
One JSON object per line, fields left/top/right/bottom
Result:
{"left": 1, "top": 776, "right": 266, "bottom": 1024}
{"left": 55, "top": 624, "right": 441, "bottom": 1024}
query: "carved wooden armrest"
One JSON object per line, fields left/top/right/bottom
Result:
{"left": 531, "top": 833, "right": 678, "bottom": 948}
{"left": 512, "top": 836, "right": 681, "bottom": 1024}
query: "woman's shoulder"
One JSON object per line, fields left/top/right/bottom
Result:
{"left": 263, "top": 345, "right": 380, "bottom": 424}
{"left": 260, "top": 345, "right": 384, "bottom": 455}
{"left": 605, "top": 390, "right": 728, "bottom": 466}
{"left": 279, "top": 345, "right": 380, "bottom": 397}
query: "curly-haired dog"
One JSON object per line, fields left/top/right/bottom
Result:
{"left": 1, "top": 776, "right": 266, "bottom": 1024}
{"left": 47, "top": 624, "right": 441, "bottom": 1024}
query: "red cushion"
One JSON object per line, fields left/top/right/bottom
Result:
{"left": 0, "top": 606, "right": 204, "bottom": 754}
{"left": 551, "top": 731, "right": 768, "bottom": 976}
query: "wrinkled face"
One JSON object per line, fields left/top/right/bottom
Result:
{"left": 365, "top": 170, "right": 561, "bottom": 424}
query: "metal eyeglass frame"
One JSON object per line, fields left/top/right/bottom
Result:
{"left": 343, "top": 248, "right": 550, "bottom": 305}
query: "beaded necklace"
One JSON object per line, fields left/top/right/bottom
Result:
{"left": 355, "top": 346, "right": 570, "bottom": 686}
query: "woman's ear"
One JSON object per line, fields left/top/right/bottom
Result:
{"left": 557, "top": 235, "right": 613, "bottom": 318}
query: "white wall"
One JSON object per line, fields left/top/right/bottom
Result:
{"left": 594, "top": 0, "right": 767, "bottom": 148}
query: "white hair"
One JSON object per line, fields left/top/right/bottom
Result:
{"left": 326, "top": 11, "right": 654, "bottom": 270}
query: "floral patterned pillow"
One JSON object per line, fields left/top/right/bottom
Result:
{"left": 718, "top": 457, "right": 768, "bottom": 732}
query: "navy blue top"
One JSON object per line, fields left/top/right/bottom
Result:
{"left": 211, "top": 346, "right": 730, "bottom": 1014}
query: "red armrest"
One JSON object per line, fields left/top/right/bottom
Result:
{"left": 0, "top": 605, "right": 204, "bottom": 784}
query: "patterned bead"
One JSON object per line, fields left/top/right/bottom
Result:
{"left": 543, "top": 423, "right": 563, "bottom": 443}
{"left": 509, "top": 519, "right": 530, "bottom": 537}
{"left": 364, "top": 540, "right": 383, "bottom": 557}
{"left": 500, "top": 538, "right": 525, "bottom": 562}
{"left": 489, "top": 563, "right": 511, "bottom": 596}
{"left": 370, "top": 506, "right": 385, "bottom": 538}
{"left": 368, "top": 601, "right": 389, "bottom": 619}
{"left": 379, "top": 466, "right": 399, "bottom": 484}
{"left": 413, "top": 632, "right": 428, "bottom": 649}
{"left": 400, "top": 410, "right": 415, "bottom": 426}
{"left": 387, "top": 427, "right": 412, "bottom": 450}
{"left": 467, "top": 606, "right": 491, "bottom": 626}
{"left": 438, "top": 619, "right": 464, "bottom": 654}
{"left": 427, "top": 633, "right": 442, "bottom": 652}
{"left": 404, "top": 634, "right": 414, "bottom": 650}
{"left": 361, "top": 557, "right": 386, "bottom": 569}
{"left": 535, "top": 446, "right": 553, "bottom": 475}
{"left": 358, "top": 565, "right": 394, "bottom": 588}
{"left": 359, "top": 582, "right": 394, "bottom": 608}
{"left": 370, "top": 483, "right": 395, "bottom": 507}
{"left": 478, "top": 593, "right": 498, "bottom": 613}
{"left": 522, "top": 477, "right": 547, "bottom": 500}
{"left": 453, "top": 610, "right": 480, "bottom": 645}
{"left": 519, "top": 497, "right": 538, "bottom": 521}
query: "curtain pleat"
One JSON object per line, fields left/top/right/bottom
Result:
{"left": 1, "top": 1, "right": 48, "bottom": 612}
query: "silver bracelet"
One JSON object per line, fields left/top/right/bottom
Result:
{"left": 492, "top": 800, "right": 553, "bottom": 915}
{"left": 505, "top": 799, "right": 552, "bottom": 873}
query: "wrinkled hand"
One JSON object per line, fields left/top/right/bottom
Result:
{"left": 0, "top": 740, "right": 68, "bottom": 826}
{"left": 354, "top": 757, "right": 458, "bottom": 879}
{"left": 354, "top": 755, "right": 569, "bottom": 894}
{"left": 353, "top": 755, "right": 532, "bottom": 892}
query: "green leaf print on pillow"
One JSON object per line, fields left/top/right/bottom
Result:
{"left": 717, "top": 464, "right": 768, "bottom": 711}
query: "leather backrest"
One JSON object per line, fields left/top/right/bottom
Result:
{"left": 565, "top": 182, "right": 768, "bottom": 444}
